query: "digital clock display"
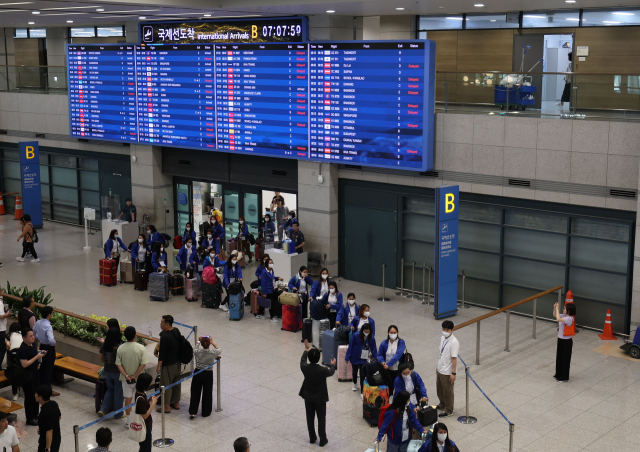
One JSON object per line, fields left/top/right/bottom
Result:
{"left": 261, "top": 24, "right": 303, "bottom": 38}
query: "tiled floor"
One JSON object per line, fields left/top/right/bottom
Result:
{"left": 1, "top": 216, "right": 639, "bottom": 452}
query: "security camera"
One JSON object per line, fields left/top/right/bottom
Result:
{"left": 132, "top": 155, "right": 137, "bottom": 162}
{"left": 317, "top": 174, "right": 324, "bottom": 184}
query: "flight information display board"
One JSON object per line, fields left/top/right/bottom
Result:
{"left": 68, "top": 45, "right": 137, "bottom": 142}
{"left": 66, "top": 40, "right": 435, "bottom": 171}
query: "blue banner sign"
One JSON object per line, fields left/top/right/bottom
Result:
{"left": 434, "top": 185, "right": 459, "bottom": 319}
{"left": 19, "top": 141, "right": 43, "bottom": 228}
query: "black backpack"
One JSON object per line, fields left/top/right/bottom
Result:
{"left": 228, "top": 280, "right": 244, "bottom": 295}
{"left": 179, "top": 334, "right": 194, "bottom": 365}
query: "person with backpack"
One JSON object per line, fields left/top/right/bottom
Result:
{"left": 418, "top": 423, "right": 459, "bottom": 452}
{"left": 221, "top": 251, "right": 243, "bottom": 313}
{"left": 189, "top": 335, "right": 222, "bottom": 419}
{"left": 260, "top": 258, "right": 283, "bottom": 323}
{"left": 97, "top": 319, "right": 124, "bottom": 419}
{"left": 16, "top": 214, "right": 39, "bottom": 263}
{"left": 104, "top": 229, "right": 129, "bottom": 274}
{"left": 377, "top": 325, "right": 406, "bottom": 397}
{"left": 176, "top": 237, "right": 197, "bottom": 273}
{"left": 151, "top": 243, "right": 168, "bottom": 273}
{"left": 394, "top": 363, "right": 428, "bottom": 409}
{"left": 375, "top": 390, "right": 425, "bottom": 452}
{"left": 4, "top": 322, "right": 22, "bottom": 401}
{"left": 156, "top": 315, "right": 183, "bottom": 413}
{"left": 345, "top": 323, "right": 377, "bottom": 396}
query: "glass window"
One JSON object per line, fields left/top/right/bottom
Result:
{"left": 80, "top": 171, "right": 99, "bottom": 189}
{"left": 52, "top": 186, "right": 78, "bottom": 206}
{"left": 504, "top": 227, "right": 567, "bottom": 263}
{"left": 582, "top": 9, "right": 640, "bottom": 26}
{"left": 2, "top": 149, "right": 19, "bottom": 160}
{"left": 81, "top": 190, "right": 100, "bottom": 208}
{"left": 466, "top": 13, "right": 519, "bottom": 29}
{"left": 570, "top": 236, "right": 628, "bottom": 273}
{"left": 52, "top": 204, "right": 79, "bottom": 224}
{"left": 42, "top": 202, "right": 51, "bottom": 219}
{"left": 503, "top": 256, "right": 565, "bottom": 289}
{"left": 39, "top": 152, "right": 48, "bottom": 165}
{"left": 459, "top": 202, "right": 502, "bottom": 224}
{"left": 461, "top": 278, "right": 500, "bottom": 308}
{"left": 571, "top": 217, "right": 629, "bottom": 242}
{"left": 51, "top": 154, "right": 77, "bottom": 168}
{"left": 419, "top": 15, "right": 463, "bottom": 30}
{"left": 51, "top": 167, "right": 78, "bottom": 188}
{"left": 403, "top": 196, "right": 434, "bottom": 214}
{"left": 41, "top": 184, "right": 50, "bottom": 202}
{"left": 503, "top": 286, "right": 557, "bottom": 316}
{"left": 459, "top": 221, "right": 501, "bottom": 252}
{"left": 569, "top": 268, "right": 626, "bottom": 305}
{"left": 70, "top": 27, "right": 96, "bottom": 38}
{"left": 14, "top": 29, "right": 28, "bottom": 39}
{"left": 522, "top": 10, "right": 580, "bottom": 28}
{"left": 97, "top": 26, "right": 124, "bottom": 37}
{"left": 402, "top": 242, "right": 434, "bottom": 279}
{"left": 29, "top": 29, "right": 46, "bottom": 38}
{"left": 2, "top": 161, "right": 20, "bottom": 179}
{"left": 403, "top": 213, "right": 435, "bottom": 241}
{"left": 505, "top": 209, "right": 567, "bottom": 233}
{"left": 459, "top": 249, "right": 500, "bottom": 281}
{"left": 79, "top": 158, "right": 99, "bottom": 170}
{"left": 40, "top": 165, "right": 49, "bottom": 184}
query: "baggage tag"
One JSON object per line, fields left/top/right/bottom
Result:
{"left": 360, "top": 349, "right": 369, "bottom": 360}
{"left": 198, "top": 264, "right": 203, "bottom": 271}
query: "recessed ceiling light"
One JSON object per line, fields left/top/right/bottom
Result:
{"left": 603, "top": 21, "right": 620, "bottom": 23}
{"left": 565, "top": 0, "right": 576, "bottom": 3}
{"left": 28, "top": 21, "right": 33, "bottom": 24}
{"left": 67, "top": 20, "right": 72, "bottom": 23}
{"left": 139, "top": 16, "right": 146, "bottom": 19}
{"left": 523, "top": 15, "right": 547, "bottom": 19}
{"left": 326, "top": 10, "right": 335, "bottom": 13}
{"left": 31, "top": 10, "right": 39, "bottom": 14}
{"left": 565, "top": 18, "right": 580, "bottom": 21}
{"left": 96, "top": 8, "right": 104, "bottom": 12}
{"left": 396, "top": 7, "right": 404, "bottom": 10}
{"left": 612, "top": 12, "right": 635, "bottom": 15}
{"left": 204, "top": 14, "right": 211, "bottom": 17}
{"left": 474, "top": 4, "right": 484, "bottom": 7}
{"left": 490, "top": 19, "right": 496, "bottom": 22}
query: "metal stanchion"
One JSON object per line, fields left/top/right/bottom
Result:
{"left": 476, "top": 321, "right": 480, "bottom": 365}
{"left": 423, "top": 267, "right": 432, "bottom": 305}
{"left": 193, "top": 326, "right": 198, "bottom": 347}
{"left": 532, "top": 298, "right": 537, "bottom": 340}
{"left": 153, "top": 386, "right": 174, "bottom": 448}
{"left": 508, "top": 423, "right": 515, "bottom": 452}
{"left": 408, "top": 261, "right": 419, "bottom": 299}
{"left": 74, "top": 425, "right": 80, "bottom": 452}
{"left": 377, "top": 263, "right": 390, "bottom": 301}
{"left": 459, "top": 269, "right": 469, "bottom": 309}
{"left": 395, "top": 258, "right": 405, "bottom": 296}
{"left": 457, "top": 365, "right": 477, "bottom": 424}
{"left": 505, "top": 310, "right": 510, "bottom": 352}
{"left": 416, "top": 263, "right": 426, "bottom": 302}
{"left": 215, "top": 360, "right": 223, "bottom": 412}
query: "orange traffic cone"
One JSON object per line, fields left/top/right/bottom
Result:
{"left": 13, "top": 196, "right": 23, "bottom": 220}
{"left": 0, "top": 192, "right": 5, "bottom": 215}
{"left": 565, "top": 290, "right": 574, "bottom": 305}
{"left": 598, "top": 309, "right": 617, "bottom": 340}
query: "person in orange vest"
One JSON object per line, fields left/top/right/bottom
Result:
{"left": 553, "top": 301, "right": 576, "bottom": 382}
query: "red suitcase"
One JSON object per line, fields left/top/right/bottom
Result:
{"left": 99, "top": 259, "right": 117, "bottom": 286}
{"left": 281, "top": 304, "right": 302, "bottom": 332}
{"left": 337, "top": 345, "right": 353, "bottom": 382}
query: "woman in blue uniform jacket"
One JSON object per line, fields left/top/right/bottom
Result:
{"left": 146, "top": 225, "right": 163, "bottom": 249}
{"left": 255, "top": 255, "right": 270, "bottom": 279}
{"left": 182, "top": 222, "right": 196, "bottom": 244}
{"left": 349, "top": 304, "right": 376, "bottom": 339}
{"left": 210, "top": 218, "right": 225, "bottom": 253}
{"left": 203, "top": 248, "right": 225, "bottom": 271}
{"left": 394, "top": 363, "right": 428, "bottom": 407}
{"left": 130, "top": 234, "right": 151, "bottom": 272}
{"left": 377, "top": 325, "right": 406, "bottom": 397}
{"left": 236, "top": 216, "right": 253, "bottom": 265}
{"left": 376, "top": 391, "right": 425, "bottom": 450}
{"left": 104, "top": 229, "right": 128, "bottom": 273}
{"left": 345, "top": 323, "right": 376, "bottom": 395}
{"left": 289, "top": 265, "right": 313, "bottom": 318}
{"left": 309, "top": 268, "right": 332, "bottom": 300}
{"left": 320, "top": 281, "right": 343, "bottom": 327}
{"left": 419, "top": 423, "right": 458, "bottom": 452}
{"left": 176, "top": 237, "right": 198, "bottom": 272}
{"left": 336, "top": 293, "right": 359, "bottom": 328}
{"left": 261, "top": 214, "right": 276, "bottom": 242}
{"left": 260, "top": 258, "right": 283, "bottom": 322}
{"left": 151, "top": 243, "right": 168, "bottom": 272}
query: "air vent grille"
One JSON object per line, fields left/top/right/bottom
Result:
{"left": 272, "top": 170, "right": 287, "bottom": 177}
{"left": 508, "top": 179, "right": 531, "bottom": 187}
{"left": 610, "top": 189, "right": 636, "bottom": 198}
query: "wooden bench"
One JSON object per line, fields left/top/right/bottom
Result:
{"left": 0, "top": 353, "right": 63, "bottom": 389}
{"left": 0, "top": 396, "right": 22, "bottom": 414}
{"left": 53, "top": 356, "right": 100, "bottom": 384}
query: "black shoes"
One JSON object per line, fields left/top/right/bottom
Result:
{"left": 309, "top": 437, "right": 317, "bottom": 444}
{"left": 319, "top": 439, "right": 328, "bottom": 447}
{"left": 27, "top": 419, "right": 39, "bottom": 426}
{"left": 439, "top": 412, "right": 453, "bottom": 418}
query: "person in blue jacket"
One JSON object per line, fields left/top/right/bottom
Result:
{"left": 192, "top": 245, "right": 207, "bottom": 293}
{"left": 375, "top": 391, "right": 425, "bottom": 452}
{"left": 345, "top": 323, "right": 376, "bottom": 395}
{"left": 104, "top": 229, "right": 128, "bottom": 274}
{"left": 203, "top": 248, "right": 225, "bottom": 272}
{"left": 377, "top": 325, "right": 406, "bottom": 397}
{"left": 255, "top": 254, "right": 270, "bottom": 279}
{"left": 419, "top": 423, "right": 459, "bottom": 452}
{"left": 394, "top": 363, "right": 428, "bottom": 408}
{"left": 130, "top": 233, "right": 151, "bottom": 273}
{"left": 151, "top": 242, "right": 168, "bottom": 273}
{"left": 309, "top": 268, "right": 332, "bottom": 301}
{"left": 289, "top": 265, "right": 314, "bottom": 318}
{"left": 280, "top": 210, "right": 296, "bottom": 238}
{"left": 176, "top": 236, "right": 197, "bottom": 272}
{"left": 202, "top": 230, "right": 218, "bottom": 256}
{"left": 320, "top": 281, "right": 343, "bottom": 327}
{"left": 209, "top": 216, "right": 225, "bottom": 253}
{"left": 336, "top": 293, "right": 359, "bottom": 328}
{"left": 350, "top": 304, "right": 376, "bottom": 339}
{"left": 182, "top": 222, "right": 196, "bottom": 245}
{"left": 235, "top": 216, "right": 253, "bottom": 265}
{"left": 261, "top": 213, "right": 276, "bottom": 242}
{"left": 221, "top": 252, "right": 243, "bottom": 313}
{"left": 260, "top": 258, "right": 283, "bottom": 323}
{"left": 146, "top": 225, "right": 163, "bottom": 249}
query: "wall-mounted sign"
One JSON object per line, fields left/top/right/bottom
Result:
{"left": 576, "top": 46, "right": 589, "bottom": 57}
{"left": 434, "top": 185, "right": 459, "bottom": 320}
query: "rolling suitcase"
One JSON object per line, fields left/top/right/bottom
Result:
{"left": 302, "top": 318, "right": 312, "bottom": 343}
{"left": 282, "top": 304, "right": 302, "bottom": 332}
{"left": 322, "top": 329, "right": 339, "bottom": 365}
{"left": 95, "top": 379, "right": 107, "bottom": 412}
{"left": 134, "top": 261, "right": 148, "bottom": 291}
{"left": 185, "top": 277, "right": 198, "bottom": 301}
{"left": 337, "top": 345, "right": 353, "bottom": 382}
{"left": 99, "top": 258, "right": 117, "bottom": 286}
{"left": 228, "top": 292, "right": 244, "bottom": 320}
{"left": 120, "top": 254, "right": 134, "bottom": 284}
{"left": 149, "top": 272, "right": 170, "bottom": 301}
{"left": 312, "top": 319, "right": 330, "bottom": 350}
{"left": 363, "top": 379, "right": 390, "bottom": 426}
{"left": 250, "top": 290, "right": 260, "bottom": 315}
{"left": 170, "top": 273, "right": 184, "bottom": 296}
{"left": 202, "top": 282, "right": 220, "bottom": 309}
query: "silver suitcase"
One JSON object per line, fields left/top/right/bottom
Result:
{"left": 311, "top": 319, "right": 330, "bottom": 351}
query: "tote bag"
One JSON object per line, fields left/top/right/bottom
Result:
{"left": 128, "top": 396, "right": 147, "bottom": 442}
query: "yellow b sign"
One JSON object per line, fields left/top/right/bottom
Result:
{"left": 252, "top": 25, "right": 258, "bottom": 38}
{"left": 445, "top": 193, "right": 455, "bottom": 213}
{"left": 25, "top": 146, "right": 35, "bottom": 160}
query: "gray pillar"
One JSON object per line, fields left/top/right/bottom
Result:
{"left": 631, "top": 154, "right": 640, "bottom": 338}
{"left": 308, "top": 15, "right": 356, "bottom": 41}
{"left": 45, "top": 27, "right": 68, "bottom": 89}
{"left": 379, "top": 15, "right": 417, "bottom": 40}
{"left": 125, "top": 22, "right": 139, "bottom": 44}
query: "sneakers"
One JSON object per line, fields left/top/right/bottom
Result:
{"left": 255, "top": 315, "right": 262, "bottom": 319}
{"left": 439, "top": 412, "right": 453, "bottom": 418}
{"left": 16, "top": 257, "right": 24, "bottom": 262}
{"left": 31, "top": 258, "right": 40, "bottom": 263}
{"left": 97, "top": 410, "right": 106, "bottom": 418}
{"left": 270, "top": 317, "right": 278, "bottom": 323}
{"left": 220, "top": 304, "right": 229, "bottom": 312}
{"left": 352, "top": 384, "right": 357, "bottom": 392}
{"left": 11, "top": 394, "right": 17, "bottom": 402}
{"left": 124, "top": 420, "right": 129, "bottom": 429}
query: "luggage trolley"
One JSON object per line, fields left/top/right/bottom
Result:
{"left": 495, "top": 44, "right": 542, "bottom": 111}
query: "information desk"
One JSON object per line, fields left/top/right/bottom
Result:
{"left": 100, "top": 220, "right": 139, "bottom": 251}
{"left": 268, "top": 249, "right": 308, "bottom": 281}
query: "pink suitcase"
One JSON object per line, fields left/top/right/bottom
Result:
{"left": 337, "top": 345, "right": 352, "bottom": 382}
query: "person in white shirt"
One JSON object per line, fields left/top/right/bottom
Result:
{"left": 0, "top": 295, "right": 12, "bottom": 371}
{"left": 436, "top": 320, "right": 459, "bottom": 418}
{"left": 558, "top": 51, "right": 573, "bottom": 107}
{"left": 0, "top": 411, "right": 20, "bottom": 452}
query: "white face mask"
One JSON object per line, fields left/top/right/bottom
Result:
{"left": 239, "top": 220, "right": 244, "bottom": 224}
{"left": 363, "top": 332, "right": 369, "bottom": 338}
{"left": 232, "top": 260, "right": 237, "bottom": 265}
{"left": 301, "top": 273, "right": 308, "bottom": 279}
{"left": 264, "top": 217, "right": 269, "bottom": 222}
{"left": 403, "top": 374, "right": 411, "bottom": 380}
{"left": 210, "top": 254, "right": 215, "bottom": 259}
{"left": 138, "top": 238, "right": 143, "bottom": 243}
{"left": 207, "top": 234, "right": 212, "bottom": 239}
{"left": 186, "top": 227, "right": 190, "bottom": 231}
{"left": 329, "top": 288, "right": 335, "bottom": 294}
{"left": 322, "top": 274, "right": 328, "bottom": 280}
{"left": 160, "top": 248, "right": 164, "bottom": 253}
{"left": 147, "top": 230, "right": 150, "bottom": 234}
{"left": 187, "top": 243, "right": 191, "bottom": 248}
{"left": 442, "top": 331, "right": 451, "bottom": 338}
{"left": 269, "top": 263, "right": 274, "bottom": 269}
{"left": 363, "top": 311, "right": 370, "bottom": 318}
{"left": 389, "top": 333, "right": 398, "bottom": 340}
{"left": 437, "top": 433, "right": 447, "bottom": 443}
{"left": 348, "top": 299, "right": 355, "bottom": 305}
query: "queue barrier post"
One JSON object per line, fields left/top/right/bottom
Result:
{"left": 509, "top": 423, "right": 515, "bottom": 452}
{"left": 460, "top": 269, "right": 469, "bottom": 309}
{"left": 395, "top": 258, "right": 405, "bottom": 296}
{"left": 532, "top": 298, "right": 537, "bottom": 340}
{"left": 505, "top": 310, "right": 511, "bottom": 353}
{"left": 423, "top": 267, "right": 432, "bottom": 306}
{"left": 74, "top": 425, "right": 80, "bottom": 452}
{"left": 408, "top": 261, "right": 418, "bottom": 299}
{"left": 476, "top": 321, "right": 480, "bottom": 365}
{"left": 377, "top": 263, "right": 390, "bottom": 302}
{"left": 216, "top": 358, "right": 223, "bottom": 412}
{"left": 457, "top": 365, "right": 477, "bottom": 425}
{"left": 153, "top": 386, "right": 174, "bottom": 448}
{"left": 417, "top": 263, "right": 426, "bottom": 302}
{"left": 193, "top": 325, "right": 198, "bottom": 347}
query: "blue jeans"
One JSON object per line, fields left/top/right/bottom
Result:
{"left": 100, "top": 371, "right": 124, "bottom": 418}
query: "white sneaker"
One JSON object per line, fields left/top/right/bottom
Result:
{"left": 255, "top": 315, "right": 262, "bottom": 319}
{"left": 31, "top": 258, "right": 40, "bottom": 263}
{"left": 361, "top": 394, "right": 364, "bottom": 401}
{"left": 11, "top": 394, "right": 18, "bottom": 402}
{"left": 352, "top": 384, "right": 357, "bottom": 392}
{"left": 220, "top": 304, "right": 229, "bottom": 312}
{"left": 270, "top": 317, "right": 278, "bottom": 323}
{"left": 124, "top": 420, "right": 129, "bottom": 429}
{"left": 16, "top": 257, "right": 24, "bottom": 262}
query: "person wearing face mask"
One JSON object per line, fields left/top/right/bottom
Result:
{"left": 271, "top": 198, "right": 289, "bottom": 241}
{"left": 261, "top": 214, "right": 276, "bottom": 243}
{"left": 377, "top": 325, "right": 406, "bottom": 397}
{"left": 192, "top": 245, "right": 207, "bottom": 293}
{"left": 203, "top": 248, "right": 226, "bottom": 272}
{"left": 235, "top": 216, "right": 253, "bottom": 265}
{"left": 130, "top": 233, "right": 151, "bottom": 273}
{"left": 202, "top": 229, "right": 217, "bottom": 255}
{"left": 146, "top": 225, "right": 163, "bottom": 250}
{"left": 281, "top": 210, "right": 296, "bottom": 238}
{"left": 418, "top": 423, "right": 459, "bottom": 452}
{"left": 309, "top": 269, "right": 332, "bottom": 301}
{"left": 349, "top": 304, "right": 376, "bottom": 339}
{"left": 176, "top": 238, "right": 198, "bottom": 273}
{"left": 221, "top": 252, "right": 243, "bottom": 313}
{"left": 151, "top": 243, "right": 169, "bottom": 273}
{"left": 209, "top": 216, "right": 225, "bottom": 254}
{"left": 394, "top": 363, "right": 428, "bottom": 409}
{"left": 336, "top": 293, "right": 359, "bottom": 328}
{"left": 289, "top": 266, "right": 314, "bottom": 319}
{"left": 260, "top": 259, "right": 284, "bottom": 322}
{"left": 375, "top": 390, "right": 425, "bottom": 452}
{"left": 320, "top": 281, "right": 343, "bottom": 327}
{"left": 345, "top": 323, "right": 376, "bottom": 395}
{"left": 436, "top": 321, "right": 458, "bottom": 418}
{"left": 104, "top": 229, "right": 129, "bottom": 275}
{"left": 182, "top": 222, "right": 196, "bottom": 245}
{"left": 255, "top": 254, "right": 270, "bottom": 279}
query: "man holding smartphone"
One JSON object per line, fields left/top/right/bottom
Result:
{"left": 116, "top": 326, "right": 148, "bottom": 429}
{"left": 34, "top": 307, "right": 59, "bottom": 396}
{"left": 19, "top": 329, "right": 45, "bottom": 425}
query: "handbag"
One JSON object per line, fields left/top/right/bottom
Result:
{"left": 128, "top": 396, "right": 147, "bottom": 442}
{"left": 248, "top": 233, "right": 256, "bottom": 245}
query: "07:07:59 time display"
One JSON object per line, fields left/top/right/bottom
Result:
{"left": 262, "top": 24, "right": 302, "bottom": 37}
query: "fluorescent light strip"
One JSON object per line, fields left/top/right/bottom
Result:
{"left": 153, "top": 12, "right": 213, "bottom": 16}
{"left": 523, "top": 15, "right": 547, "bottom": 18}
{"left": 90, "top": 15, "right": 140, "bottom": 18}
{"left": 0, "top": 9, "right": 27, "bottom": 12}
{"left": 565, "top": 18, "right": 580, "bottom": 21}
{"left": 40, "top": 12, "right": 88, "bottom": 16}
{"left": 612, "top": 12, "right": 635, "bottom": 16}
{"left": 603, "top": 21, "right": 621, "bottom": 23}
{"left": 446, "top": 17, "right": 463, "bottom": 20}
{"left": 0, "top": 2, "right": 33, "bottom": 4}
{"left": 97, "top": 9, "right": 159, "bottom": 13}
{"left": 41, "top": 5, "right": 99, "bottom": 10}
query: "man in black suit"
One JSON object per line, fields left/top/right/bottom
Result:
{"left": 299, "top": 339, "right": 336, "bottom": 447}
